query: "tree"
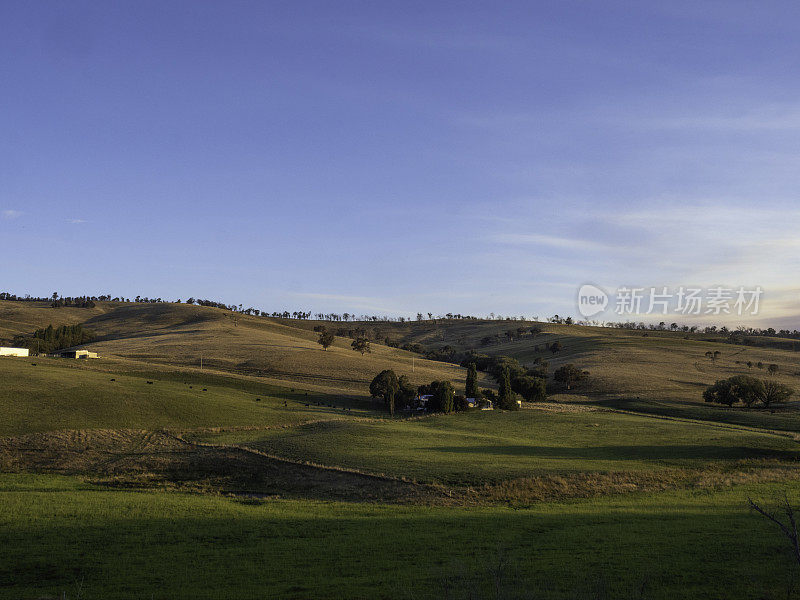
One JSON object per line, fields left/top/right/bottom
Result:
{"left": 513, "top": 375, "right": 546, "bottom": 402}
{"left": 704, "top": 378, "right": 736, "bottom": 407}
{"left": 767, "top": 363, "right": 779, "bottom": 375}
{"left": 497, "top": 367, "right": 519, "bottom": 410}
{"left": 317, "top": 329, "right": 335, "bottom": 351}
{"left": 369, "top": 370, "right": 399, "bottom": 416}
{"left": 761, "top": 380, "right": 794, "bottom": 407}
{"left": 429, "top": 380, "right": 455, "bottom": 414}
{"left": 465, "top": 363, "right": 479, "bottom": 398}
{"left": 713, "top": 350, "right": 721, "bottom": 362}
{"left": 746, "top": 361, "right": 754, "bottom": 369}
{"left": 730, "top": 375, "right": 765, "bottom": 407}
{"left": 553, "top": 364, "right": 587, "bottom": 390}
{"left": 748, "top": 494, "right": 800, "bottom": 570}
{"left": 489, "top": 356, "right": 526, "bottom": 383}
{"left": 351, "top": 337, "right": 371, "bottom": 355}
{"left": 549, "top": 341, "right": 563, "bottom": 354}
{"left": 397, "top": 375, "right": 417, "bottom": 409}
{"left": 703, "top": 375, "right": 764, "bottom": 408}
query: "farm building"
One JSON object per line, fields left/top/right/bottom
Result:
{"left": 0, "top": 347, "right": 30, "bottom": 357}
{"left": 57, "top": 349, "right": 99, "bottom": 359}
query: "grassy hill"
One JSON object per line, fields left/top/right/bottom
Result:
{"left": 0, "top": 301, "right": 475, "bottom": 395}
{"left": 2, "top": 299, "right": 800, "bottom": 598}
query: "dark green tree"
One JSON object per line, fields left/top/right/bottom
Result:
{"left": 497, "top": 367, "right": 519, "bottom": 410}
{"left": 397, "top": 375, "right": 417, "bottom": 409}
{"left": 553, "top": 364, "right": 587, "bottom": 390}
{"left": 760, "top": 380, "right": 794, "bottom": 407}
{"left": 703, "top": 375, "right": 764, "bottom": 407}
{"left": 430, "top": 380, "right": 455, "bottom": 414}
{"left": 513, "top": 375, "right": 547, "bottom": 402}
{"left": 369, "top": 370, "right": 399, "bottom": 416}
{"left": 465, "top": 363, "right": 479, "bottom": 398}
{"left": 703, "top": 378, "right": 736, "bottom": 407}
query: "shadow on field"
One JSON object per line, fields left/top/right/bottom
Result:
{"left": 428, "top": 444, "right": 799, "bottom": 461}
{"left": 597, "top": 397, "right": 800, "bottom": 432}
{"left": 2, "top": 484, "right": 798, "bottom": 600}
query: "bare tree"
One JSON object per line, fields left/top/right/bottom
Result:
{"left": 748, "top": 493, "right": 800, "bottom": 568}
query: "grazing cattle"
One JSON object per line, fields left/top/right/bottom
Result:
{"left": 202, "top": 388, "right": 207, "bottom": 392}
{"left": 110, "top": 378, "right": 115, "bottom": 382}
{"left": 147, "top": 381, "right": 153, "bottom": 384}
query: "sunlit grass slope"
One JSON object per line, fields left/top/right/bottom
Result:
{"left": 192, "top": 408, "right": 798, "bottom": 486}
{"left": 0, "top": 357, "right": 371, "bottom": 436}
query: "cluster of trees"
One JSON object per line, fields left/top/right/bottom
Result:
{"left": 369, "top": 360, "right": 538, "bottom": 417}
{"left": 463, "top": 356, "right": 550, "bottom": 403}
{"left": 369, "top": 370, "right": 421, "bottom": 416}
{"left": 735, "top": 360, "right": 779, "bottom": 374}
{"left": 12, "top": 324, "right": 95, "bottom": 354}
{"left": 703, "top": 375, "right": 793, "bottom": 408}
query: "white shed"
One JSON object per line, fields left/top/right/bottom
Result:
{"left": 0, "top": 347, "right": 30, "bottom": 357}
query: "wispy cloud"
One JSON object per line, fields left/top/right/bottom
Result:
{"left": 488, "top": 232, "right": 620, "bottom": 253}
{"left": 631, "top": 104, "right": 800, "bottom": 132}
{"left": 67, "top": 218, "right": 87, "bottom": 224}
{"left": 2, "top": 209, "right": 23, "bottom": 219}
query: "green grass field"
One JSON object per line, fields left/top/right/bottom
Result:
{"left": 2, "top": 473, "right": 799, "bottom": 600}
{"left": 0, "top": 357, "right": 373, "bottom": 436}
{"left": 2, "top": 301, "right": 800, "bottom": 598}
{"left": 191, "top": 409, "right": 798, "bottom": 486}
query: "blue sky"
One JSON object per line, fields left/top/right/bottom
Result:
{"left": 3, "top": 1, "right": 800, "bottom": 326}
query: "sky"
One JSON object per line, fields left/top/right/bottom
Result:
{"left": 2, "top": 1, "right": 800, "bottom": 327}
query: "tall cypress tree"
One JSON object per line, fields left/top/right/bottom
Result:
{"left": 466, "top": 363, "right": 479, "bottom": 398}
{"left": 498, "top": 366, "right": 513, "bottom": 409}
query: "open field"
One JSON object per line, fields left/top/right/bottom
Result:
{"left": 2, "top": 300, "right": 800, "bottom": 598}
{"left": 2, "top": 473, "right": 800, "bottom": 600}
{"left": 190, "top": 408, "right": 799, "bottom": 489}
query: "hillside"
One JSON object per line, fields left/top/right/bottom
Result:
{"left": 2, "top": 299, "right": 800, "bottom": 598}
{"left": 0, "top": 301, "right": 475, "bottom": 395}
{"left": 4, "top": 300, "right": 800, "bottom": 425}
